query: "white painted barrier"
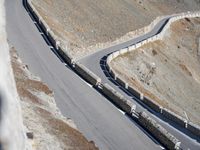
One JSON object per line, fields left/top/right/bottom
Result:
{"left": 119, "top": 48, "right": 128, "bottom": 55}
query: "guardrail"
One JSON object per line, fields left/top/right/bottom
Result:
{"left": 106, "top": 11, "right": 200, "bottom": 138}
{"left": 138, "top": 112, "right": 181, "bottom": 150}
{"left": 101, "top": 83, "right": 136, "bottom": 115}
{"left": 25, "top": 0, "right": 137, "bottom": 117}
{"left": 25, "top": 0, "right": 199, "bottom": 148}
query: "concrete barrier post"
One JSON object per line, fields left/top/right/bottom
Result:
{"left": 56, "top": 41, "right": 60, "bottom": 50}
{"left": 160, "top": 106, "right": 163, "bottom": 113}
{"left": 39, "top": 17, "right": 42, "bottom": 24}
{"left": 140, "top": 93, "right": 144, "bottom": 100}
{"left": 184, "top": 120, "right": 188, "bottom": 128}
{"left": 114, "top": 74, "right": 118, "bottom": 80}
{"left": 125, "top": 83, "right": 128, "bottom": 89}
{"left": 46, "top": 28, "right": 50, "bottom": 36}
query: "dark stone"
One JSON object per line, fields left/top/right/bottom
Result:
{"left": 26, "top": 132, "right": 34, "bottom": 139}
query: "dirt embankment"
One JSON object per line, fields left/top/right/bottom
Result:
{"left": 32, "top": 0, "right": 200, "bottom": 59}
{"left": 111, "top": 17, "right": 200, "bottom": 125}
{"left": 10, "top": 47, "right": 98, "bottom": 150}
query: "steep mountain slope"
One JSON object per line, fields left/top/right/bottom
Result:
{"left": 111, "top": 17, "right": 200, "bottom": 125}
{"left": 32, "top": 0, "right": 200, "bottom": 58}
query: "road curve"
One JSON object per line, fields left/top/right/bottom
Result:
{"left": 80, "top": 13, "right": 200, "bottom": 150}
{"left": 5, "top": 0, "right": 166, "bottom": 150}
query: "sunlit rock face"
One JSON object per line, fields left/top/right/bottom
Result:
{"left": 0, "top": 0, "right": 26, "bottom": 149}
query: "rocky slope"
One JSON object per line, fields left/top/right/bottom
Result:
{"left": 32, "top": 0, "right": 200, "bottom": 59}
{"left": 111, "top": 17, "right": 200, "bottom": 125}
{"left": 11, "top": 46, "right": 98, "bottom": 150}
{"left": 0, "top": 0, "right": 27, "bottom": 149}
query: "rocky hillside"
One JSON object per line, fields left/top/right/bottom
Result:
{"left": 32, "top": 0, "right": 200, "bottom": 58}
{"left": 111, "top": 17, "right": 200, "bottom": 125}
{"left": 11, "top": 47, "right": 98, "bottom": 150}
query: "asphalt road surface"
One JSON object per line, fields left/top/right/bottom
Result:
{"left": 5, "top": 0, "right": 200, "bottom": 149}
{"left": 5, "top": 0, "right": 166, "bottom": 150}
{"left": 80, "top": 12, "right": 200, "bottom": 150}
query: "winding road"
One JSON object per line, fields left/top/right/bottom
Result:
{"left": 80, "top": 15, "right": 200, "bottom": 149}
{"left": 5, "top": 0, "right": 200, "bottom": 149}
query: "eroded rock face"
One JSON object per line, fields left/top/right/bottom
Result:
{"left": 0, "top": 0, "right": 26, "bottom": 149}
{"left": 137, "top": 61, "right": 156, "bottom": 85}
{"left": 111, "top": 17, "right": 200, "bottom": 125}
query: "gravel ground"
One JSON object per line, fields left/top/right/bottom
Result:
{"left": 11, "top": 47, "right": 98, "bottom": 150}
{"left": 111, "top": 17, "right": 200, "bottom": 125}
{"left": 32, "top": 0, "right": 200, "bottom": 59}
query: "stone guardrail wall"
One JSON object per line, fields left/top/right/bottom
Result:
{"left": 74, "top": 62, "right": 101, "bottom": 86}
{"left": 26, "top": 0, "right": 74, "bottom": 65}
{"left": 101, "top": 83, "right": 136, "bottom": 115}
{"left": 138, "top": 112, "right": 181, "bottom": 150}
{"left": 25, "top": 0, "right": 137, "bottom": 115}
{"left": 27, "top": 0, "right": 101, "bottom": 87}
{"left": 25, "top": 0, "right": 199, "bottom": 147}
{"left": 106, "top": 11, "right": 200, "bottom": 138}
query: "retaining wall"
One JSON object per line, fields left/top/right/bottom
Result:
{"left": 74, "top": 62, "right": 101, "bottom": 86}
{"left": 187, "top": 122, "right": 200, "bottom": 137}
{"left": 106, "top": 11, "right": 200, "bottom": 138}
{"left": 128, "top": 86, "right": 140, "bottom": 99}
{"left": 116, "top": 76, "right": 128, "bottom": 89}
{"left": 101, "top": 83, "right": 136, "bottom": 114}
{"left": 162, "top": 108, "right": 187, "bottom": 128}
{"left": 143, "top": 97, "right": 161, "bottom": 113}
{"left": 138, "top": 112, "right": 181, "bottom": 150}
{"left": 26, "top": 0, "right": 138, "bottom": 118}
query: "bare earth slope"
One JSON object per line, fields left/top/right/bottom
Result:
{"left": 32, "top": 0, "right": 200, "bottom": 58}
{"left": 11, "top": 47, "right": 98, "bottom": 150}
{"left": 111, "top": 17, "right": 200, "bottom": 125}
